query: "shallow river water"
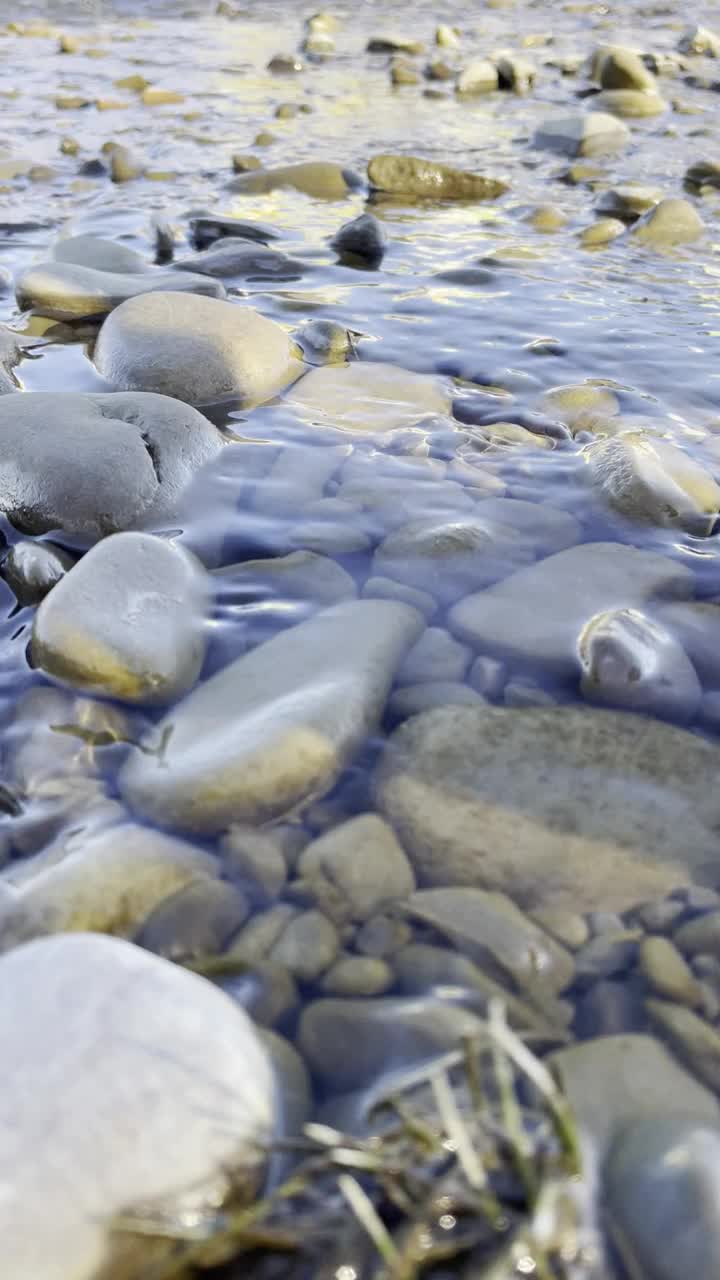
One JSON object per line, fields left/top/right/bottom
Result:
{"left": 2, "top": 1, "right": 720, "bottom": 1277}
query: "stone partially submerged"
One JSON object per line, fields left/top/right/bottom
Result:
{"left": 227, "top": 161, "right": 362, "bottom": 198}
{"left": 121, "top": 599, "right": 423, "bottom": 833}
{"left": 94, "top": 292, "right": 303, "bottom": 407}
{"left": 534, "top": 111, "right": 630, "bottom": 157}
{"left": 15, "top": 261, "right": 224, "bottom": 320}
{"left": 375, "top": 703, "right": 720, "bottom": 911}
{"left": 367, "top": 153, "right": 508, "bottom": 199}
{"left": 0, "top": 932, "right": 274, "bottom": 1280}
{"left": 286, "top": 361, "right": 450, "bottom": 432}
{"left": 583, "top": 432, "right": 720, "bottom": 533}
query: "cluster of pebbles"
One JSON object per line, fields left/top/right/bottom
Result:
{"left": 1, "top": 2, "right": 720, "bottom": 1278}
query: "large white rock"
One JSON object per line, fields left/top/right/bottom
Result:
{"left": 32, "top": 532, "right": 209, "bottom": 705}
{"left": 286, "top": 361, "right": 451, "bottom": 433}
{"left": 94, "top": 292, "right": 303, "bottom": 408}
{"left": 375, "top": 703, "right": 720, "bottom": 911}
{"left": 0, "top": 932, "right": 275, "bottom": 1280}
{"left": 121, "top": 599, "right": 423, "bottom": 833}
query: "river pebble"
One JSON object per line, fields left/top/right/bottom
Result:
{"left": 16, "top": 261, "right": 223, "bottom": 320}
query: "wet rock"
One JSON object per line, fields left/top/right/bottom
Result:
{"left": 32, "top": 533, "right": 209, "bottom": 705}
{"left": 678, "top": 25, "right": 720, "bottom": 57}
{"left": 596, "top": 183, "right": 663, "bottom": 220}
{"left": 231, "top": 153, "right": 262, "bottom": 173}
{"left": 534, "top": 111, "right": 630, "bottom": 157}
{"left": 287, "top": 361, "right": 450, "bottom": 432}
{"left": 456, "top": 59, "right": 499, "bottom": 94}
{"left": 580, "top": 217, "right": 626, "bottom": 246}
{"left": 400, "top": 886, "right": 575, "bottom": 995}
{"left": 303, "top": 31, "right": 335, "bottom": 56}
{"left": 584, "top": 433, "right": 719, "bottom": 532}
{"left": 684, "top": 159, "right": 720, "bottom": 192}
{"left": 16, "top": 262, "right": 223, "bottom": 321}
{"left": 654, "top": 602, "right": 720, "bottom": 690}
{"left": 267, "top": 53, "right": 304, "bottom": 73}
{"left": 468, "top": 654, "right": 506, "bottom": 698}
{"left": 220, "top": 826, "right": 288, "bottom": 902}
{"left": 638, "top": 936, "right": 703, "bottom": 1007}
{"left": 674, "top": 911, "right": 720, "bottom": 958}
{"left": 94, "top": 292, "right": 303, "bottom": 407}
{"left": 215, "top": 550, "right": 357, "bottom": 607}
{"left": 448, "top": 542, "right": 692, "bottom": 679}
{"left": 135, "top": 877, "right": 249, "bottom": 959}
{"left": 646, "top": 999, "right": 720, "bottom": 1091}
{"left": 50, "top": 234, "right": 149, "bottom": 274}
{"left": 367, "top": 34, "right": 425, "bottom": 54}
{"left": 362, "top": 575, "right": 437, "bottom": 619}
{"left": 367, "top": 153, "right": 508, "bottom": 199}
{"left": 269, "top": 908, "right": 340, "bottom": 981}
{"left": 0, "top": 822, "right": 219, "bottom": 946}
{"left": 107, "top": 143, "right": 143, "bottom": 183}
{"left": 387, "top": 681, "right": 486, "bottom": 719}
{"left": 254, "top": 129, "right": 278, "bottom": 146}
{"left": 496, "top": 52, "right": 535, "bottom": 93}
{"left": 398, "top": 627, "right": 471, "bottom": 685}
{"left": 121, "top": 600, "right": 423, "bottom": 834}
{"left": 298, "top": 995, "right": 482, "bottom": 1091}
{"left": 472, "top": 497, "right": 580, "bottom": 554}
{"left": 531, "top": 908, "right": 589, "bottom": 950}
{"left": 2, "top": 541, "right": 75, "bottom": 606}
{"left": 0, "top": 391, "right": 223, "bottom": 540}
{"left": 330, "top": 211, "right": 387, "bottom": 264}
{"left": 596, "top": 88, "right": 667, "bottom": 117}
{"left": 631, "top": 197, "right": 705, "bottom": 246}
{"left": 189, "top": 215, "right": 280, "bottom": 249}
{"left": 375, "top": 703, "right": 720, "bottom": 912}
{"left": 321, "top": 954, "right": 393, "bottom": 996}
{"left": 172, "top": 241, "right": 304, "bottom": 279}
{"left": 228, "top": 162, "right": 361, "bottom": 198}
{"left": 295, "top": 319, "right": 358, "bottom": 364}
{"left": 142, "top": 86, "right": 184, "bottom": 105}
{"left": 606, "top": 1116, "right": 720, "bottom": 1280}
{"left": 577, "top": 608, "right": 702, "bottom": 723}
{"left": 0, "top": 933, "right": 273, "bottom": 1280}
{"left": 391, "top": 57, "right": 420, "bottom": 85}
{"left": 573, "top": 931, "right": 640, "bottom": 985}
{"left": 549, "top": 1033, "right": 719, "bottom": 1158}
{"left": 526, "top": 204, "right": 567, "bottom": 232}
{"left": 542, "top": 381, "right": 619, "bottom": 431}
{"left": 373, "top": 513, "right": 535, "bottom": 605}
{"left": 297, "top": 813, "right": 415, "bottom": 922}
{"left": 597, "top": 46, "right": 657, "bottom": 91}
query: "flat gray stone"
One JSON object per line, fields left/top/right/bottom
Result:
{"left": 121, "top": 599, "right": 423, "bottom": 833}
{"left": 375, "top": 704, "right": 720, "bottom": 912}
{"left": 388, "top": 681, "right": 487, "bottom": 720}
{"left": 0, "top": 391, "right": 223, "bottom": 540}
{"left": 32, "top": 532, "right": 209, "bottom": 705}
{"left": 448, "top": 542, "right": 693, "bottom": 679}
{"left": 374, "top": 513, "right": 535, "bottom": 605}
{"left": 227, "top": 162, "right": 361, "bottom": 198}
{"left": 50, "top": 234, "right": 150, "bottom": 274}
{"left": 16, "top": 261, "right": 224, "bottom": 320}
{"left": 398, "top": 627, "right": 471, "bottom": 684}
{"left": 606, "top": 1116, "right": 720, "bottom": 1280}
{"left": 534, "top": 111, "right": 630, "bottom": 156}
{"left": 550, "top": 1035, "right": 719, "bottom": 1173}
{"left": 172, "top": 241, "right": 304, "bottom": 279}
{"left": 646, "top": 999, "right": 720, "bottom": 1094}
{"left": 298, "top": 813, "right": 416, "bottom": 922}
{"left": 214, "top": 550, "right": 357, "bottom": 606}
{"left": 286, "top": 361, "right": 450, "bottom": 433}
{"left": 95, "top": 292, "right": 303, "bottom": 408}
{"left": 0, "top": 933, "right": 274, "bottom": 1280}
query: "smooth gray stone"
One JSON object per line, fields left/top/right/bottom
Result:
{"left": 189, "top": 215, "right": 281, "bottom": 249}
{"left": 597, "top": 45, "right": 658, "bottom": 91}
{"left": 646, "top": 998, "right": 720, "bottom": 1091}
{"left": 16, "top": 261, "right": 224, "bottom": 320}
{"left": 472, "top": 496, "right": 581, "bottom": 554}
{"left": 134, "top": 877, "right": 250, "bottom": 960}
{"left": 448, "top": 542, "right": 693, "bottom": 679}
{"left": 214, "top": 550, "right": 357, "bottom": 606}
{"left": 387, "top": 680, "right": 487, "bottom": 720}
{"left": 373, "top": 513, "right": 535, "bottom": 605}
{"left": 297, "top": 995, "right": 484, "bottom": 1091}
{"left": 297, "top": 813, "right": 415, "bottom": 923}
{"left": 0, "top": 391, "right": 223, "bottom": 540}
{"left": 0, "top": 933, "right": 274, "bottom": 1280}
{"left": 398, "top": 627, "right": 471, "bottom": 684}
{"left": 654, "top": 601, "right": 720, "bottom": 686}
{"left": 399, "top": 886, "right": 575, "bottom": 995}
{"left": 606, "top": 1116, "right": 720, "bottom": 1280}
{"left": 50, "top": 234, "right": 150, "bottom": 274}
{"left": 534, "top": 110, "right": 630, "bottom": 156}
{"left": 172, "top": 241, "right": 305, "bottom": 279}
{"left": 548, "top": 1034, "right": 719, "bottom": 1160}
{"left": 631, "top": 198, "right": 705, "bottom": 246}
{"left": 227, "top": 162, "right": 361, "bottom": 198}
{"left": 330, "top": 212, "right": 387, "bottom": 263}
{"left": 3, "top": 541, "right": 75, "bottom": 606}
{"left": 577, "top": 607, "right": 702, "bottom": 723}
{"left": 121, "top": 599, "right": 423, "bottom": 833}
{"left": 375, "top": 704, "right": 720, "bottom": 912}
{"left": 583, "top": 433, "right": 719, "bottom": 533}
{"left": 94, "top": 292, "right": 303, "bottom": 407}
{"left": 674, "top": 911, "right": 720, "bottom": 958}
{"left": 32, "top": 532, "right": 209, "bottom": 705}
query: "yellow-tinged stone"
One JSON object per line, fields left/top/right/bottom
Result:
{"left": 142, "top": 86, "right": 185, "bottom": 105}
